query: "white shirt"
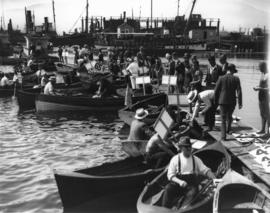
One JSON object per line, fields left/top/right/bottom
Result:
{"left": 127, "top": 62, "right": 140, "bottom": 76}
{"left": 167, "top": 152, "right": 210, "bottom": 180}
{"left": 44, "top": 82, "right": 55, "bottom": 95}
{"left": 195, "top": 90, "right": 214, "bottom": 109}
{"left": 1, "top": 76, "right": 9, "bottom": 86}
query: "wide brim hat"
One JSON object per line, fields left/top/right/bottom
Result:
{"left": 134, "top": 108, "right": 149, "bottom": 120}
{"left": 187, "top": 90, "right": 198, "bottom": 103}
{"left": 177, "top": 136, "right": 192, "bottom": 147}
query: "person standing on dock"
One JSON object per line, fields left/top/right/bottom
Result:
{"left": 214, "top": 64, "right": 242, "bottom": 140}
{"left": 187, "top": 90, "right": 217, "bottom": 131}
{"left": 219, "top": 54, "right": 229, "bottom": 75}
{"left": 182, "top": 53, "right": 192, "bottom": 93}
{"left": 58, "top": 46, "right": 63, "bottom": 62}
{"left": 137, "top": 46, "right": 146, "bottom": 67}
{"left": 253, "top": 62, "right": 270, "bottom": 135}
{"left": 205, "top": 55, "right": 223, "bottom": 89}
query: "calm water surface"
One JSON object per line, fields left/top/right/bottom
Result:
{"left": 0, "top": 58, "right": 265, "bottom": 212}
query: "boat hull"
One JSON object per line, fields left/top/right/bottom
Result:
{"left": 213, "top": 170, "right": 270, "bottom": 213}
{"left": 137, "top": 142, "right": 231, "bottom": 213}
{"left": 35, "top": 93, "right": 161, "bottom": 113}
{"left": 54, "top": 156, "right": 165, "bottom": 210}
{"left": 118, "top": 93, "right": 167, "bottom": 126}
{"left": 17, "top": 88, "right": 41, "bottom": 111}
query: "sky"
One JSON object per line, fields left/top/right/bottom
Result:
{"left": 1, "top": 0, "right": 270, "bottom": 34}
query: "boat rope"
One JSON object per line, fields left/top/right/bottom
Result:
{"left": 68, "top": 6, "right": 87, "bottom": 33}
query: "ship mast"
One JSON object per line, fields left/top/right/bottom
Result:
{"left": 85, "top": 0, "right": 89, "bottom": 33}
{"left": 177, "top": 0, "right": 180, "bottom": 16}
{"left": 183, "top": 0, "right": 197, "bottom": 37}
{"left": 52, "top": 0, "right": 56, "bottom": 31}
{"left": 150, "top": 0, "right": 153, "bottom": 28}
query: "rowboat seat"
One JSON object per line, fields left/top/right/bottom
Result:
{"left": 233, "top": 202, "right": 263, "bottom": 210}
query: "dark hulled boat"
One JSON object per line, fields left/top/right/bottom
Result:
{"left": 137, "top": 142, "right": 231, "bottom": 213}
{"left": 35, "top": 93, "right": 162, "bottom": 113}
{"left": 118, "top": 93, "right": 167, "bottom": 126}
{"left": 54, "top": 156, "right": 167, "bottom": 212}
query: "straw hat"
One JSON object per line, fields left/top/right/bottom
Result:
{"left": 187, "top": 90, "right": 198, "bottom": 103}
{"left": 134, "top": 108, "right": 149, "bottom": 120}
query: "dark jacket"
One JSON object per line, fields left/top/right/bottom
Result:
{"left": 128, "top": 119, "right": 148, "bottom": 140}
{"left": 205, "top": 64, "right": 222, "bottom": 88}
{"left": 214, "top": 73, "right": 242, "bottom": 106}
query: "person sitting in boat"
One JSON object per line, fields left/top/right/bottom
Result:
{"left": 44, "top": 76, "right": 57, "bottom": 95}
{"left": 93, "top": 76, "right": 117, "bottom": 98}
{"left": 145, "top": 133, "right": 176, "bottom": 169}
{"left": 162, "top": 136, "right": 216, "bottom": 208}
{"left": 0, "top": 73, "right": 10, "bottom": 88}
{"left": 98, "top": 49, "right": 104, "bottom": 62}
{"left": 187, "top": 89, "right": 217, "bottom": 132}
{"left": 128, "top": 108, "right": 152, "bottom": 141}
{"left": 41, "top": 73, "right": 49, "bottom": 92}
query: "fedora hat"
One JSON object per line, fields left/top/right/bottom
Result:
{"left": 134, "top": 108, "right": 149, "bottom": 120}
{"left": 177, "top": 136, "right": 192, "bottom": 147}
{"left": 187, "top": 90, "right": 198, "bottom": 103}
{"left": 228, "top": 63, "right": 238, "bottom": 73}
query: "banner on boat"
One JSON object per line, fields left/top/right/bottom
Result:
{"left": 249, "top": 144, "right": 270, "bottom": 173}
{"left": 162, "top": 75, "right": 177, "bottom": 86}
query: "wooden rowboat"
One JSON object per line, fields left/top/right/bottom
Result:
{"left": 17, "top": 87, "right": 41, "bottom": 111}
{"left": 35, "top": 93, "right": 162, "bottom": 113}
{"left": 54, "top": 156, "right": 167, "bottom": 211}
{"left": 118, "top": 93, "right": 167, "bottom": 126}
{"left": 137, "top": 142, "right": 231, "bottom": 213}
{"left": 213, "top": 169, "right": 270, "bottom": 213}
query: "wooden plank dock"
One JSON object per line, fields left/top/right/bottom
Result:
{"left": 197, "top": 116, "right": 270, "bottom": 188}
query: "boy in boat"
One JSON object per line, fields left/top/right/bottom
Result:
{"left": 162, "top": 136, "right": 216, "bottom": 208}
{"left": 44, "top": 76, "right": 57, "bottom": 95}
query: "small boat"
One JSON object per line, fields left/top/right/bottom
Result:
{"left": 54, "top": 62, "right": 78, "bottom": 74}
{"left": 137, "top": 142, "right": 231, "bottom": 213}
{"left": 121, "top": 140, "right": 148, "bottom": 157}
{"left": 118, "top": 93, "right": 167, "bottom": 126}
{"left": 35, "top": 93, "right": 162, "bottom": 113}
{"left": 54, "top": 155, "right": 167, "bottom": 211}
{"left": 213, "top": 169, "right": 270, "bottom": 213}
{"left": 17, "top": 87, "right": 41, "bottom": 111}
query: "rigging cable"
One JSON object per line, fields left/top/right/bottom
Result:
{"left": 68, "top": 6, "right": 86, "bottom": 33}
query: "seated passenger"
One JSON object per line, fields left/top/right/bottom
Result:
{"left": 145, "top": 133, "right": 176, "bottom": 169}
{"left": 44, "top": 76, "right": 56, "bottom": 95}
{"left": 162, "top": 136, "right": 217, "bottom": 208}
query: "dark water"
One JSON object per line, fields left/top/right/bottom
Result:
{"left": 0, "top": 58, "right": 264, "bottom": 212}
{"left": 0, "top": 99, "right": 127, "bottom": 213}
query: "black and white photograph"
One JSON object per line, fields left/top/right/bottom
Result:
{"left": 0, "top": 0, "right": 270, "bottom": 212}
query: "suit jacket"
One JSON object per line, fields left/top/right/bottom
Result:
{"left": 214, "top": 73, "right": 242, "bottom": 106}
{"left": 205, "top": 64, "right": 222, "bottom": 87}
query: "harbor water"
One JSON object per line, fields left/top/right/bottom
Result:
{"left": 0, "top": 58, "right": 265, "bottom": 212}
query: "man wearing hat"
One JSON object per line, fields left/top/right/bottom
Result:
{"left": 44, "top": 76, "right": 56, "bottom": 95}
{"left": 205, "top": 55, "right": 223, "bottom": 89}
{"left": 128, "top": 108, "right": 151, "bottom": 141}
{"left": 219, "top": 54, "right": 229, "bottom": 75}
{"left": 214, "top": 63, "right": 242, "bottom": 140}
{"left": 188, "top": 89, "right": 217, "bottom": 131}
{"left": 162, "top": 136, "right": 216, "bottom": 208}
